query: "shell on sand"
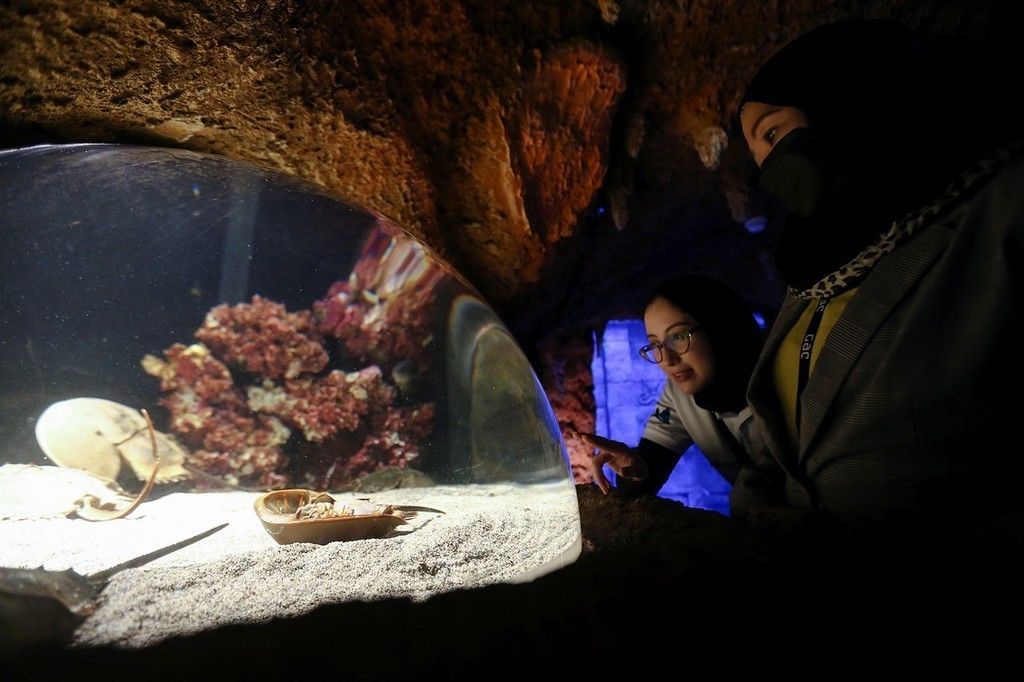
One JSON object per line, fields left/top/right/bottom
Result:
{"left": 254, "top": 489, "right": 414, "bottom": 544}
{"left": 34, "top": 399, "right": 125, "bottom": 481}
{"left": 0, "top": 463, "right": 134, "bottom": 520}
{"left": 35, "top": 397, "right": 189, "bottom": 483}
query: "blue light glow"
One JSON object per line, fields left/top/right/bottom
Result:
{"left": 752, "top": 311, "right": 766, "bottom": 330}
{"left": 744, "top": 215, "right": 767, "bottom": 234}
{"left": 591, "top": 320, "right": 731, "bottom": 515}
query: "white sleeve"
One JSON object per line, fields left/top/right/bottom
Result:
{"left": 640, "top": 383, "right": 694, "bottom": 453}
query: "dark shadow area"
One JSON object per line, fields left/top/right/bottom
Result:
{"left": 6, "top": 486, "right": 1020, "bottom": 675}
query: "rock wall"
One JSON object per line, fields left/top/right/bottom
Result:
{"left": 536, "top": 331, "right": 597, "bottom": 482}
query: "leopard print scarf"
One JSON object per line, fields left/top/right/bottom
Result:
{"left": 790, "top": 140, "right": 1024, "bottom": 300}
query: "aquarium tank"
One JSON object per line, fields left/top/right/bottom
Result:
{"left": 0, "top": 144, "right": 580, "bottom": 651}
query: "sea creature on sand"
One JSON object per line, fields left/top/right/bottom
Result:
{"left": 255, "top": 489, "right": 439, "bottom": 544}
{"left": 35, "top": 397, "right": 189, "bottom": 484}
{"left": 31, "top": 401, "right": 179, "bottom": 520}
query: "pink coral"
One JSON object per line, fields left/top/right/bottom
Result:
{"left": 247, "top": 366, "right": 397, "bottom": 443}
{"left": 314, "top": 281, "right": 438, "bottom": 369}
{"left": 313, "top": 233, "right": 443, "bottom": 371}
{"left": 143, "top": 342, "right": 291, "bottom": 488}
{"left": 197, "top": 295, "right": 328, "bottom": 379}
{"left": 375, "top": 402, "right": 435, "bottom": 440}
{"left": 145, "top": 259, "right": 439, "bottom": 490}
{"left": 316, "top": 402, "right": 435, "bottom": 489}
{"left": 143, "top": 343, "right": 235, "bottom": 401}
{"left": 186, "top": 446, "right": 288, "bottom": 489}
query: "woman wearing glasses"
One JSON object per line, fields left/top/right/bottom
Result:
{"left": 575, "top": 275, "right": 766, "bottom": 502}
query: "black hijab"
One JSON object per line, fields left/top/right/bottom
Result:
{"left": 742, "top": 19, "right": 1009, "bottom": 290}
{"left": 645, "top": 275, "right": 763, "bottom": 414}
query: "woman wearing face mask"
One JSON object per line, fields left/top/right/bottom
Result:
{"left": 735, "top": 20, "right": 1022, "bottom": 558}
{"left": 574, "top": 275, "right": 765, "bottom": 501}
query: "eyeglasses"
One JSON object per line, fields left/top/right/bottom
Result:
{"left": 638, "top": 327, "right": 703, "bottom": 364}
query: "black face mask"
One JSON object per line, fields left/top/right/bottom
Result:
{"left": 757, "top": 127, "right": 896, "bottom": 290}
{"left": 758, "top": 127, "right": 846, "bottom": 219}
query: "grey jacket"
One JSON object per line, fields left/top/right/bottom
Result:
{"left": 737, "top": 149, "right": 1024, "bottom": 533}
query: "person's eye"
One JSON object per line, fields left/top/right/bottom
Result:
{"left": 763, "top": 126, "right": 778, "bottom": 145}
{"left": 669, "top": 331, "right": 689, "bottom": 343}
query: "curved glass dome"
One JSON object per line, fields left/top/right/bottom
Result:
{"left": 0, "top": 144, "right": 580, "bottom": 649}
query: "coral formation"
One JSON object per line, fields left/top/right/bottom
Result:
{"left": 142, "top": 231, "right": 438, "bottom": 490}
{"left": 314, "top": 231, "right": 444, "bottom": 374}
{"left": 142, "top": 343, "right": 292, "bottom": 489}
{"left": 196, "top": 297, "right": 328, "bottom": 380}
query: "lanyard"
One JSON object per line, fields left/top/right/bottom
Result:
{"left": 795, "top": 298, "right": 829, "bottom": 430}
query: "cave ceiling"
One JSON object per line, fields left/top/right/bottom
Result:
{"left": 3, "top": 0, "right": 1022, "bottom": 347}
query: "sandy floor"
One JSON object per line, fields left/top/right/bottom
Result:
{"left": 0, "top": 470, "right": 581, "bottom": 649}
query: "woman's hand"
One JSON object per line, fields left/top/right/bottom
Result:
{"left": 567, "top": 430, "right": 649, "bottom": 495}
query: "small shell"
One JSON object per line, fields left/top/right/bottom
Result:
{"left": 255, "top": 489, "right": 413, "bottom": 544}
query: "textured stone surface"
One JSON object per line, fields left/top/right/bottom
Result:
{"left": 513, "top": 42, "right": 625, "bottom": 248}
{"left": 0, "top": 1, "right": 438, "bottom": 240}
{"left": 536, "top": 331, "right": 597, "bottom": 482}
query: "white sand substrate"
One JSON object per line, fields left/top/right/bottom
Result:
{"left": 0, "top": 477, "right": 581, "bottom": 649}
